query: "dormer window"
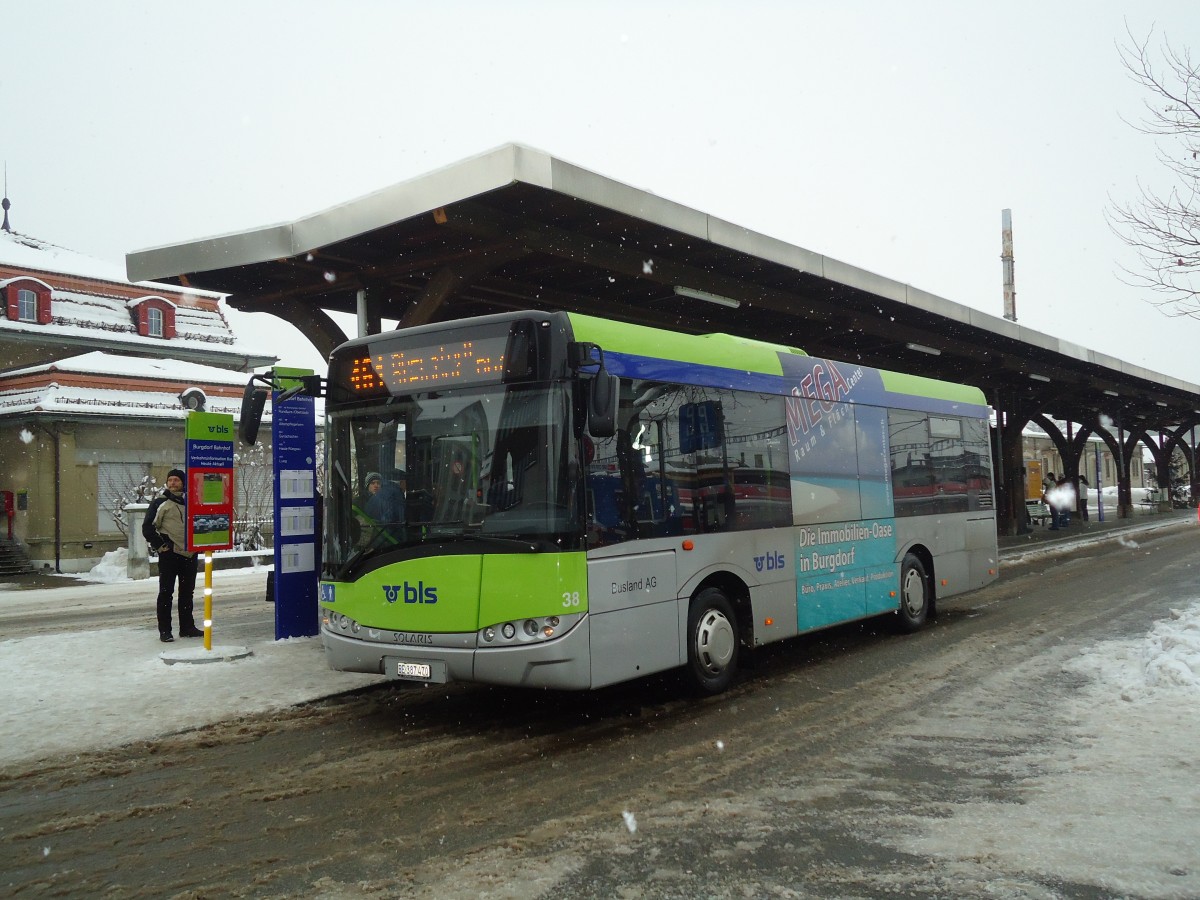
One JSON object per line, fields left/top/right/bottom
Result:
{"left": 4, "top": 277, "right": 53, "bottom": 324}
{"left": 129, "top": 296, "right": 177, "bottom": 339}
{"left": 17, "top": 289, "right": 37, "bottom": 322}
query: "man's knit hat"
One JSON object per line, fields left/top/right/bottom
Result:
{"left": 167, "top": 468, "right": 186, "bottom": 482}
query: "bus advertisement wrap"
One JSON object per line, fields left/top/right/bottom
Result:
{"left": 794, "top": 519, "right": 899, "bottom": 631}
{"left": 781, "top": 354, "right": 900, "bottom": 628}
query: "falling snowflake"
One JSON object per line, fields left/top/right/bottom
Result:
{"left": 622, "top": 810, "right": 637, "bottom": 834}
{"left": 324, "top": 271, "right": 336, "bottom": 283}
{"left": 643, "top": 259, "right": 654, "bottom": 274}
{"left": 19, "top": 428, "right": 34, "bottom": 444}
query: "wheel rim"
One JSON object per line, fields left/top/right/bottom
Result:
{"left": 695, "top": 609, "right": 735, "bottom": 675}
{"left": 901, "top": 567, "right": 925, "bottom": 618}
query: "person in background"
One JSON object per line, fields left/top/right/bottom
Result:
{"left": 142, "top": 468, "right": 202, "bottom": 642}
{"left": 1078, "top": 474, "right": 1090, "bottom": 522}
{"left": 1055, "top": 474, "right": 1074, "bottom": 528}
{"left": 1043, "top": 472, "right": 1061, "bottom": 530}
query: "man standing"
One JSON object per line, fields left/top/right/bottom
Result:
{"left": 142, "top": 468, "right": 202, "bottom": 642}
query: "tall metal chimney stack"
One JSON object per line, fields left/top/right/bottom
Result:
{"left": 1001, "top": 208, "right": 1016, "bottom": 321}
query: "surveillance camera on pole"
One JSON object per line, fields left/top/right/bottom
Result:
{"left": 179, "top": 387, "right": 207, "bottom": 411}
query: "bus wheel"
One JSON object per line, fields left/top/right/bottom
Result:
{"left": 687, "top": 588, "right": 738, "bottom": 694}
{"left": 896, "top": 553, "right": 930, "bottom": 633}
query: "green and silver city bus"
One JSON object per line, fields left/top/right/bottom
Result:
{"left": 319, "top": 310, "right": 997, "bottom": 693}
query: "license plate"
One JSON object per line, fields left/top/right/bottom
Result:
{"left": 397, "top": 662, "right": 431, "bottom": 679}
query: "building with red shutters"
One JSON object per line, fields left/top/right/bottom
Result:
{"left": 0, "top": 194, "right": 275, "bottom": 573}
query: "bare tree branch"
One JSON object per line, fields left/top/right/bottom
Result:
{"left": 1110, "top": 24, "right": 1200, "bottom": 316}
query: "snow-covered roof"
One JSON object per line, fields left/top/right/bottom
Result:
{"left": 3, "top": 351, "right": 255, "bottom": 385}
{"left": 0, "top": 351, "right": 327, "bottom": 424}
{"left": 0, "top": 228, "right": 220, "bottom": 297}
{"left": 0, "top": 228, "right": 274, "bottom": 369}
{"left": 0, "top": 384, "right": 250, "bottom": 421}
{"left": 1, "top": 286, "right": 239, "bottom": 350}
{"left": 0, "top": 351, "right": 257, "bottom": 421}
{"left": 126, "top": 295, "right": 178, "bottom": 310}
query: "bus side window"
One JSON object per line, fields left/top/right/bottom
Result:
{"left": 615, "top": 427, "right": 644, "bottom": 538}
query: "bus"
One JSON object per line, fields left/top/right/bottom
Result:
{"left": 316, "top": 310, "right": 997, "bottom": 693}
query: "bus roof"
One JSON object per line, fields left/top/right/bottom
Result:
{"left": 568, "top": 312, "right": 805, "bottom": 375}
{"left": 567, "top": 312, "right": 988, "bottom": 412}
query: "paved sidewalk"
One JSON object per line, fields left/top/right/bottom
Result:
{"left": 998, "top": 506, "right": 1194, "bottom": 558}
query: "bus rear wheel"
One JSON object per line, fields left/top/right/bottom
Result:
{"left": 687, "top": 588, "right": 738, "bottom": 694}
{"left": 896, "top": 553, "right": 930, "bottom": 633}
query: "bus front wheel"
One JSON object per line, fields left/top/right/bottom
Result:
{"left": 896, "top": 553, "right": 930, "bottom": 633}
{"left": 687, "top": 588, "right": 738, "bottom": 694}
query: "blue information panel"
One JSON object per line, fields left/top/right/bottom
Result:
{"left": 272, "top": 368, "right": 319, "bottom": 639}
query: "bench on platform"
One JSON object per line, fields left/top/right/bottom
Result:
{"left": 1026, "top": 499, "right": 1051, "bottom": 527}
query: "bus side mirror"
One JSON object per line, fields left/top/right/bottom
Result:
{"left": 239, "top": 378, "right": 269, "bottom": 446}
{"left": 588, "top": 371, "right": 618, "bottom": 438}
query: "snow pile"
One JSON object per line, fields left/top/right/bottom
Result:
{"left": 79, "top": 547, "right": 134, "bottom": 583}
{"left": 74, "top": 548, "right": 272, "bottom": 586}
{"left": 1066, "top": 603, "right": 1200, "bottom": 701}
{"left": 876, "top": 604, "right": 1200, "bottom": 898}
{"left": 0, "top": 624, "right": 380, "bottom": 767}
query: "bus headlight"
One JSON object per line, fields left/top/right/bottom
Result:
{"left": 478, "top": 612, "right": 581, "bottom": 646}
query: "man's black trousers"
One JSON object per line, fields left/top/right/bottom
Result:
{"left": 156, "top": 552, "right": 199, "bottom": 634}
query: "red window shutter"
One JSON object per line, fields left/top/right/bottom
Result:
{"left": 4, "top": 286, "right": 16, "bottom": 321}
{"left": 164, "top": 305, "right": 176, "bottom": 338}
{"left": 36, "top": 286, "right": 52, "bottom": 324}
{"left": 136, "top": 306, "right": 149, "bottom": 336}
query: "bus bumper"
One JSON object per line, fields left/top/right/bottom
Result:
{"left": 321, "top": 615, "right": 595, "bottom": 690}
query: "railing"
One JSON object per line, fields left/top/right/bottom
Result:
{"left": 233, "top": 519, "right": 273, "bottom": 551}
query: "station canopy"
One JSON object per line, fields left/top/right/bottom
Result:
{"left": 127, "top": 143, "right": 1200, "bottom": 430}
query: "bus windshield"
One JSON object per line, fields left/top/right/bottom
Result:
{"left": 323, "top": 383, "right": 580, "bottom": 577}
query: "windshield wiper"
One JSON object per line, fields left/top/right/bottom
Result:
{"left": 460, "top": 533, "right": 538, "bottom": 551}
{"left": 336, "top": 523, "right": 400, "bottom": 579}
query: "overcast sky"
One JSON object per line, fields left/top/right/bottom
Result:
{"left": 5, "top": 1, "right": 1199, "bottom": 382}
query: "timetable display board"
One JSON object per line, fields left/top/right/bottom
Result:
{"left": 184, "top": 411, "right": 235, "bottom": 552}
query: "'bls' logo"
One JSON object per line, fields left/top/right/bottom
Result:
{"left": 383, "top": 582, "right": 438, "bottom": 604}
{"left": 754, "top": 551, "right": 786, "bottom": 573}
